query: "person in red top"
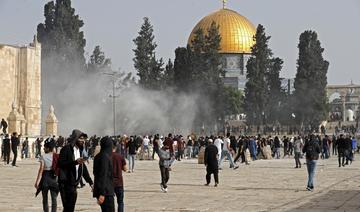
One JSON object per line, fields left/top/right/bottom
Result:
{"left": 163, "top": 133, "right": 174, "bottom": 156}
{"left": 112, "top": 140, "right": 127, "bottom": 212}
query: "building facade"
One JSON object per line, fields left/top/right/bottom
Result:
{"left": 0, "top": 36, "right": 41, "bottom": 136}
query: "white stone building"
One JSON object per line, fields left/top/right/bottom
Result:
{"left": 0, "top": 36, "right": 41, "bottom": 136}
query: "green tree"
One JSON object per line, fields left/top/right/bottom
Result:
{"left": 266, "top": 57, "right": 284, "bottom": 124}
{"left": 294, "top": 30, "right": 329, "bottom": 131}
{"left": 133, "top": 17, "right": 164, "bottom": 90}
{"left": 162, "top": 59, "right": 174, "bottom": 88}
{"left": 173, "top": 46, "right": 193, "bottom": 92}
{"left": 37, "top": 0, "right": 86, "bottom": 69}
{"left": 223, "top": 86, "right": 244, "bottom": 117}
{"left": 189, "top": 22, "right": 225, "bottom": 131}
{"left": 87, "top": 45, "right": 111, "bottom": 73}
{"left": 244, "top": 24, "right": 273, "bottom": 126}
{"left": 244, "top": 24, "right": 284, "bottom": 128}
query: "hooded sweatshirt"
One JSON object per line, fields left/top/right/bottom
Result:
{"left": 93, "top": 136, "right": 114, "bottom": 198}
{"left": 58, "top": 129, "right": 93, "bottom": 187}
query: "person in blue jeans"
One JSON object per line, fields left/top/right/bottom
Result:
{"left": 302, "top": 135, "right": 321, "bottom": 191}
{"left": 219, "top": 133, "right": 239, "bottom": 170}
{"left": 112, "top": 140, "right": 127, "bottom": 212}
{"left": 126, "top": 136, "right": 137, "bottom": 173}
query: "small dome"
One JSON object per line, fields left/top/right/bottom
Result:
{"left": 188, "top": 8, "right": 256, "bottom": 54}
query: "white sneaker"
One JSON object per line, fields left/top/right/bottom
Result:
{"left": 164, "top": 187, "right": 168, "bottom": 193}
{"left": 160, "top": 184, "right": 165, "bottom": 192}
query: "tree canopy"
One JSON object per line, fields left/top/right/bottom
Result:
{"left": 293, "top": 30, "right": 329, "bottom": 131}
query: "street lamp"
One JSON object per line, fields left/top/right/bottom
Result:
{"left": 102, "top": 71, "right": 122, "bottom": 136}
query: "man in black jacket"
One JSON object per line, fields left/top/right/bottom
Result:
{"left": 1, "top": 119, "right": 7, "bottom": 134}
{"left": 93, "top": 136, "right": 114, "bottom": 212}
{"left": 3, "top": 134, "right": 10, "bottom": 165}
{"left": 11, "top": 132, "right": 19, "bottom": 167}
{"left": 204, "top": 139, "right": 219, "bottom": 187}
{"left": 58, "top": 129, "right": 93, "bottom": 212}
{"left": 337, "top": 134, "right": 346, "bottom": 167}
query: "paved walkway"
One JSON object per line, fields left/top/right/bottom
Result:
{"left": 0, "top": 155, "right": 359, "bottom": 211}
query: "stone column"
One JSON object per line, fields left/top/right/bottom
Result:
{"left": 46, "top": 105, "right": 58, "bottom": 136}
{"left": 18, "top": 107, "right": 26, "bottom": 135}
{"left": 342, "top": 96, "right": 346, "bottom": 122}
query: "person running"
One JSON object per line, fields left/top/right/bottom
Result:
{"left": 158, "top": 135, "right": 174, "bottom": 193}
{"left": 219, "top": 133, "right": 239, "bottom": 170}
{"left": 112, "top": 139, "right": 127, "bottom": 212}
{"left": 302, "top": 135, "right": 321, "bottom": 191}
{"left": 93, "top": 136, "right": 115, "bottom": 212}
{"left": 204, "top": 139, "right": 219, "bottom": 187}
{"left": 34, "top": 138, "right": 59, "bottom": 212}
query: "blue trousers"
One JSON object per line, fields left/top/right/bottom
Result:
{"left": 306, "top": 160, "right": 317, "bottom": 188}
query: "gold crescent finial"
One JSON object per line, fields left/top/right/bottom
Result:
{"left": 222, "top": 0, "right": 227, "bottom": 9}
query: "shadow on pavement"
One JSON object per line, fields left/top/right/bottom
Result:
{"left": 287, "top": 190, "right": 360, "bottom": 211}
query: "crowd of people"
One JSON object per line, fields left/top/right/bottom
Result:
{"left": 0, "top": 125, "right": 359, "bottom": 212}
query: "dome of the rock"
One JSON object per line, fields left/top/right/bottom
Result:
{"left": 188, "top": 8, "right": 256, "bottom": 54}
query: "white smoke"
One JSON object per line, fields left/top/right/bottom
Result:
{"left": 42, "top": 55, "right": 203, "bottom": 136}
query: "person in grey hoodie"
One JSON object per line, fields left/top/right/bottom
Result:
{"left": 293, "top": 136, "right": 303, "bottom": 168}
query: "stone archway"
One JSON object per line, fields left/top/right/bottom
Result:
{"left": 327, "top": 83, "right": 360, "bottom": 122}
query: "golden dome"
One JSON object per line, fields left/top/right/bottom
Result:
{"left": 188, "top": 8, "right": 256, "bottom": 54}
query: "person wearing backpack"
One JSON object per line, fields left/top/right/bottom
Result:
{"left": 302, "top": 135, "right": 321, "bottom": 191}
{"left": 34, "top": 138, "right": 59, "bottom": 212}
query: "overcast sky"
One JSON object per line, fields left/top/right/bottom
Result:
{"left": 1, "top": 0, "right": 359, "bottom": 85}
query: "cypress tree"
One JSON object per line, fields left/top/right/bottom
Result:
{"left": 244, "top": 24, "right": 284, "bottom": 127}
{"left": 37, "top": 0, "right": 86, "bottom": 69}
{"left": 133, "top": 17, "right": 164, "bottom": 90}
{"left": 266, "top": 57, "right": 284, "bottom": 124}
{"left": 244, "top": 24, "right": 272, "bottom": 126}
{"left": 87, "top": 45, "right": 111, "bottom": 73}
{"left": 294, "top": 30, "right": 329, "bottom": 132}
{"left": 173, "top": 46, "right": 193, "bottom": 92}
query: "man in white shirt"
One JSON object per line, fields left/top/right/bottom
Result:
{"left": 213, "top": 136, "right": 223, "bottom": 162}
{"left": 142, "top": 135, "right": 150, "bottom": 160}
{"left": 219, "top": 133, "right": 239, "bottom": 170}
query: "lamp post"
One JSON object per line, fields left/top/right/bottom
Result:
{"left": 102, "top": 71, "right": 121, "bottom": 136}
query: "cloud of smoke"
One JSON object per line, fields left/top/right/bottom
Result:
{"left": 42, "top": 56, "right": 204, "bottom": 137}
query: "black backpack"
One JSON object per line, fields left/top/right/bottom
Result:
{"left": 306, "top": 142, "right": 318, "bottom": 160}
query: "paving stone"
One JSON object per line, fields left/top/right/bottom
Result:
{"left": 0, "top": 156, "right": 359, "bottom": 211}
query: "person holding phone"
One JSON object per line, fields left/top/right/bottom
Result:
{"left": 58, "top": 129, "right": 93, "bottom": 212}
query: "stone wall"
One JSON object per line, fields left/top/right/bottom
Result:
{"left": 0, "top": 37, "right": 41, "bottom": 136}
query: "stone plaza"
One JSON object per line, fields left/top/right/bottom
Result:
{"left": 0, "top": 156, "right": 359, "bottom": 212}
